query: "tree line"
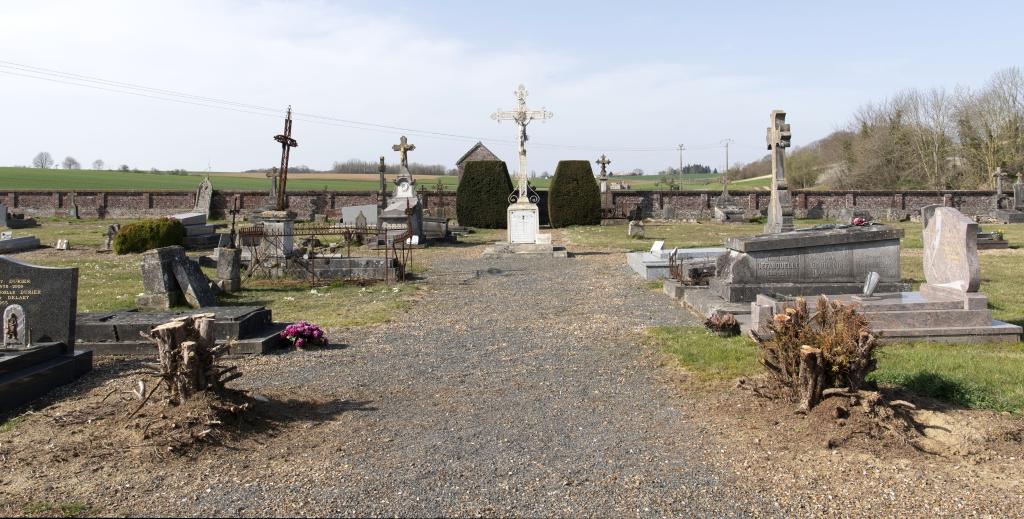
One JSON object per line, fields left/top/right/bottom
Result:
{"left": 728, "top": 67, "right": 1024, "bottom": 190}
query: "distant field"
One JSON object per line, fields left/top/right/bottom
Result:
{"left": 0, "top": 167, "right": 456, "bottom": 192}
{"left": 0, "top": 167, "right": 769, "bottom": 192}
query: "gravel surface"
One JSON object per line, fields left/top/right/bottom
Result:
{"left": 226, "top": 251, "right": 767, "bottom": 517}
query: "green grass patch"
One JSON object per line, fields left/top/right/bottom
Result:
{"left": 222, "top": 281, "right": 416, "bottom": 329}
{"left": 871, "top": 342, "right": 1024, "bottom": 412}
{"left": 644, "top": 280, "right": 663, "bottom": 290}
{"left": 22, "top": 501, "right": 91, "bottom": 518}
{"left": 647, "top": 326, "right": 761, "bottom": 381}
{"left": 0, "top": 417, "right": 22, "bottom": 433}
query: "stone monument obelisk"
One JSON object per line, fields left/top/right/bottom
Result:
{"left": 491, "top": 85, "right": 553, "bottom": 245}
{"left": 764, "top": 110, "right": 793, "bottom": 234}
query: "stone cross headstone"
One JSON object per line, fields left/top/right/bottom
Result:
{"left": 764, "top": 109, "right": 794, "bottom": 234}
{"left": 491, "top": 84, "right": 553, "bottom": 244}
{"left": 3, "top": 304, "right": 26, "bottom": 348}
{"left": 922, "top": 206, "right": 980, "bottom": 294}
{"left": 0, "top": 256, "right": 78, "bottom": 347}
{"left": 194, "top": 176, "right": 214, "bottom": 217}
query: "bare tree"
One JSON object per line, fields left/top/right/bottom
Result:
{"left": 62, "top": 156, "right": 81, "bottom": 170}
{"left": 92, "top": 159, "right": 105, "bottom": 170}
{"left": 32, "top": 152, "right": 54, "bottom": 169}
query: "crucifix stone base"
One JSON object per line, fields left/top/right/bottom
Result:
{"left": 507, "top": 202, "right": 540, "bottom": 244}
{"left": 765, "top": 189, "right": 794, "bottom": 233}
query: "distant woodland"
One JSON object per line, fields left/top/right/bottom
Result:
{"left": 729, "top": 67, "right": 1024, "bottom": 190}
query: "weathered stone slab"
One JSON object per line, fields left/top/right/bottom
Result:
{"left": 922, "top": 207, "right": 979, "bottom": 294}
{"left": 0, "top": 256, "right": 78, "bottom": 347}
{"left": 169, "top": 212, "right": 207, "bottom": 226}
{"left": 626, "top": 247, "right": 727, "bottom": 280}
{"left": 138, "top": 247, "right": 186, "bottom": 309}
{"left": 193, "top": 177, "right": 213, "bottom": 217}
{"left": 712, "top": 225, "right": 906, "bottom": 303}
{"left": 0, "top": 236, "right": 40, "bottom": 254}
{"left": 724, "top": 225, "right": 904, "bottom": 253}
{"left": 215, "top": 247, "right": 241, "bottom": 293}
{"left": 171, "top": 255, "right": 216, "bottom": 308}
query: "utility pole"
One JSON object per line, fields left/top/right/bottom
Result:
{"left": 720, "top": 138, "right": 734, "bottom": 193}
{"left": 677, "top": 144, "right": 685, "bottom": 184}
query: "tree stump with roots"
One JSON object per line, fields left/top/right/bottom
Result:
{"left": 144, "top": 313, "right": 240, "bottom": 404}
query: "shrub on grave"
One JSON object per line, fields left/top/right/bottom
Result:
{"left": 456, "top": 160, "right": 514, "bottom": 228}
{"left": 113, "top": 218, "right": 186, "bottom": 254}
{"left": 548, "top": 160, "right": 601, "bottom": 227}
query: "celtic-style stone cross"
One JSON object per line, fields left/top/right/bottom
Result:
{"left": 392, "top": 136, "right": 416, "bottom": 169}
{"left": 765, "top": 110, "right": 793, "bottom": 234}
{"left": 491, "top": 84, "right": 553, "bottom": 204}
{"left": 596, "top": 154, "right": 611, "bottom": 177}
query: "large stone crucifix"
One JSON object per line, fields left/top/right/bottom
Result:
{"left": 491, "top": 84, "right": 553, "bottom": 204}
{"left": 392, "top": 135, "right": 416, "bottom": 169}
{"left": 765, "top": 109, "right": 793, "bottom": 234}
{"left": 273, "top": 106, "right": 298, "bottom": 211}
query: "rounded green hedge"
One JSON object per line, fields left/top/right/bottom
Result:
{"left": 548, "top": 160, "right": 600, "bottom": 227}
{"left": 113, "top": 217, "right": 186, "bottom": 254}
{"left": 456, "top": 160, "right": 514, "bottom": 228}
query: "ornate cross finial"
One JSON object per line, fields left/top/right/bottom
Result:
{"left": 596, "top": 154, "right": 611, "bottom": 177}
{"left": 392, "top": 135, "right": 416, "bottom": 169}
{"left": 491, "top": 84, "right": 554, "bottom": 204}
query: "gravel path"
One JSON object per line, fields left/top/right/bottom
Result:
{"left": 221, "top": 250, "right": 767, "bottom": 517}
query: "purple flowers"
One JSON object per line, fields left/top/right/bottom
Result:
{"left": 280, "top": 321, "right": 327, "bottom": 350}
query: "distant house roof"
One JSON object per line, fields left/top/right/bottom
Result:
{"left": 455, "top": 141, "right": 499, "bottom": 166}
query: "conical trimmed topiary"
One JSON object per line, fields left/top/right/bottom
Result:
{"left": 456, "top": 160, "right": 514, "bottom": 228}
{"left": 548, "top": 160, "right": 600, "bottom": 227}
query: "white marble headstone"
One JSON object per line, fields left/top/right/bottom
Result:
{"left": 650, "top": 240, "right": 665, "bottom": 254}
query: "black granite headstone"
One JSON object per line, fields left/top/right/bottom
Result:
{"left": 0, "top": 256, "right": 78, "bottom": 347}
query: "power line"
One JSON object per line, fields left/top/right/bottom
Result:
{"left": 0, "top": 59, "right": 741, "bottom": 154}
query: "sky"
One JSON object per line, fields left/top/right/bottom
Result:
{"left": 2, "top": 0, "right": 1023, "bottom": 175}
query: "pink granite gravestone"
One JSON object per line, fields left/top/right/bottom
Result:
{"left": 921, "top": 206, "right": 980, "bottom": 295}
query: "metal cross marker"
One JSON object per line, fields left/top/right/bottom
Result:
{"left": 273, "top": 106, "right": 298, "bottom": 211}
{"left": 596, "top": 154, "right": 611, "bottom": 177}
{"left": 491, "top": 84, "right": 553, "bottom": 204}
{"left": 392, "top": 136, "right": 416, "bottom": 169}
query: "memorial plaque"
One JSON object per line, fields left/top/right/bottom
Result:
{"left": 509, "top": 208, "right": 537, "bottom": 244}
{"left": 3, "top": 304, "right": 26, "bottom": 348}
{"left": 0, "top": 256, "right": 77, "bottom": 346}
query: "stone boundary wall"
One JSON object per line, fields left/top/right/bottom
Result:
{"left": 0, "top": 188, "right": 996, "bottom": 222}
{"left": 611, "top": 189, "right": 997, "bottom": 221}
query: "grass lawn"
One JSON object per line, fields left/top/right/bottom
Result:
{"left": 576, "top": 218, "right": 1024, "bottom": 413}
{"left": 4, "top": 217, "right": 417, "bottom": 329}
